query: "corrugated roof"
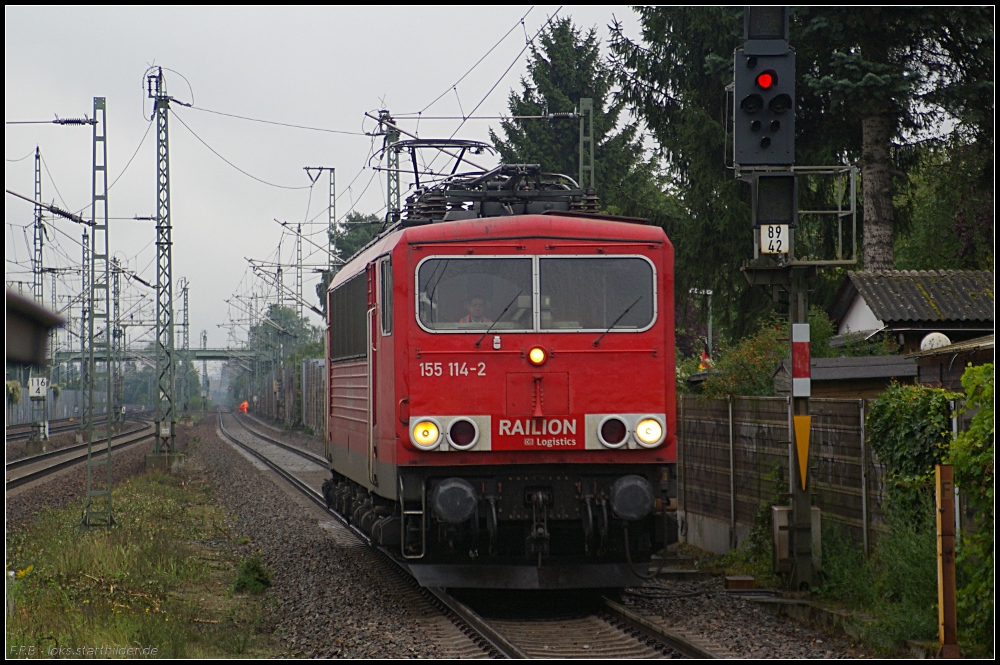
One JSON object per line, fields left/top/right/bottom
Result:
{"left": 848, "top": 270, "right": 994, "bottom": 323}
{"left": 777, "top": 356, "right": 917, "bottom": 382}
{"left": 905, "top": 334, "right": 994, "bottom": 359}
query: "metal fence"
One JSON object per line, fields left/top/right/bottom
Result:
{"left": 300, "top": 358, "right": 326, "bottom": 438}
{"left": 679, "top": 395, "right": 887, "bottom": 555}
{"left": 5, "top": 389, "right": 104, "bottom": 425}
{"left": 258, "top": 359, "right": 326, "bottom": 439}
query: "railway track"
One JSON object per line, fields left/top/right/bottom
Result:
{"left": 7, "top": 417, "right": 85, "bottom": 441}
{"left": 216, "top": 410, "right": 719, "bottom": 659}
{"left": 5, "top": 421, "right": 155, "bottom": 490}
{"left": 6, "top": 410, "right": 154, "bottom": 442}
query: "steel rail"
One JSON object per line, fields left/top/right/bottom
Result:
{"left": 228, "top": 414, "right": 328, "bottom": 466}
{"left": 602, "top": 597, "right": 723, "bottom": 659}
{"left": 215, "top": 410, "right": 527, "bottom": 659}
{"left": 5, "top": 421, "right": 155, "bottom": 490}
{"left": 7, "top": 420, "right": 151, "bottom": 470}
{"left": 7, "top": 422, "right": 82, "bottom": 442}
{"left": 6, "top": 410, "right": 155, "bottom": 442}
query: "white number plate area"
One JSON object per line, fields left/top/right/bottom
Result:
{"left": 28, "top": 377, "right": 48, "bottom": 398}
{"left": 760, "top": 225, "right": 789, "bottom": 254}
{"left": 419, "top": 361, "right": 486, "bottom": 377}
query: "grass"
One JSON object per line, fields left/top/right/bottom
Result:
{"left": 816, "top": 506, "right": 939, "bottom": 654}
{"left": 5, "top": 465, "right": 278, "bottom": 658}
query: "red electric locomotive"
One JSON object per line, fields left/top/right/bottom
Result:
{"left": 323, "top": 144, "right": 676, "bottom": 588}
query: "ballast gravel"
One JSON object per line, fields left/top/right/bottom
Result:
{"left": 194, "top": 419, "right": 445, "bottom": 658}
{"left": 621, "top": 577, "right": 874, "bottom": 659}
{"left": 212, "top": 414, "right": 877, "bottom": 659}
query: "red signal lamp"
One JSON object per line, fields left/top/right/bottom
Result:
{"left": 755, "top": 70, "right": 777, "bottom": 90}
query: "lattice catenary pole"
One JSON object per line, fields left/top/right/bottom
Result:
{"left": 83, "top": 96, "right": 114, "bottom": 526}
{"left": 148, "top": 67, "right": 176, "bottom": 453}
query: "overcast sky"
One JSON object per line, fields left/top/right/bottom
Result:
{"left": 5, "top": 6, "right": 642, "bottom": 355}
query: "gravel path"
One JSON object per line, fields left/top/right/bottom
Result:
{"left": 621, "top": 577, "right": 874, "bottom": 658}
{"left": 195, "top": 416, "right": 468, "bottom": 658}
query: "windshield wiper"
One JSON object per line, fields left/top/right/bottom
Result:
{"left": 475, "top": 290, "right": 522, "bottom": 348}
{"left": 593, "top": 295, "right": 642, "bottom": 347}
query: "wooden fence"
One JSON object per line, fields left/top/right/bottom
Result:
{"left": 678, "top": 394, "right": 971, "bottom": 556}
{"left": 679, "top": 395, "right": 885, "bottom": 554}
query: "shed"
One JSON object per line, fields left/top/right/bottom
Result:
{"left": 906, "top": 334, "right": 994, "bottom": 391}
{"left": 774, "top": 355, "right": 918, "bottom": 399}
{"left": 828, "top": 270, "right": 994, "bottom": 354}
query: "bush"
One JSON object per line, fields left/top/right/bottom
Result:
{"left": 702, "top": 316, "right": 785, "bottom": 397}
{"left": 947, "top": 363, "right": 994, "bottom": 651}
{"left": 866, "top": 382, "right": 958, "bottom": 517}
{"left": 818, "top": 500, "right": 938, "bottom": 652}
{"left": 232, "top": 556, "right": 272, "bottom": 595}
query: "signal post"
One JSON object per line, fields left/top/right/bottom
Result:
{"left": 734, "top": 8, "right": 858, "bottom": 590}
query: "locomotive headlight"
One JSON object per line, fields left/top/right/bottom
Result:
{"left": 411, "top": 420, "right": 441, "bottom": 449}
{"left": 635, "top": 418, "right": 665, "bottom": 447}
{"left": 598, "top": 415, "right": 629, "bottom": 448}
{"left": 527, "top": 346, "right": 548, "bottom": 366}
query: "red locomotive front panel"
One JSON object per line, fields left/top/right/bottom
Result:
{"left": 399, "top": 215, "right": 675, "bottom": 468}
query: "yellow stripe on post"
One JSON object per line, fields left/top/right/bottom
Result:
{"left": 793, "top": 415, "right": 812, "bottom": 490}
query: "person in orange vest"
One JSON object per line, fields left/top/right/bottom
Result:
{"left": 238, "top": 400, "right": 249, "bottom": 413}
{"left": 459, "top": 296, "right": 491, "bottom": 323}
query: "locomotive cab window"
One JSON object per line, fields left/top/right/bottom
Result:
{"left": 417, "top": 257, "right": 533, "bottom": 332}
{"left": 539, "top": 257, "right": 655, "bottom": 331}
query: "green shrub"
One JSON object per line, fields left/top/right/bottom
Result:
{"left": 232, "top": 556, "right": 272, "bottom": 595}
{"left": 702, "top": 317, "right": 785, "bottom": 397}
{"left": 818, "top": 500, "right": 938, "bottom": 653}
{"left": 947, "top": 363, "right": 994, "bottom": 651}
{"left": 867, "top": 382, "right": 958, "bottom": 518}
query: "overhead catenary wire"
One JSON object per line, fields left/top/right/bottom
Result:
{"left": 171, "top": 111, "right": 312, "bottom": 190}
{"left": 5, "top": 149, "right": 36, "bottom": 162}
{"left": 184, "top": 104, "right": 368, "bottom": 137}
{"left": 411, "top": 7, "right": 535, "bottom": 115}
{"left": 446, "top": 7, "right": 562, "bottom": 141}
{"left": 420, "top": 7, "right": 562, "bottom": 175}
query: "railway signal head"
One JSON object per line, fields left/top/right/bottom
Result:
{"left": 734, "top": 49, "right": 795, "bottom": 166}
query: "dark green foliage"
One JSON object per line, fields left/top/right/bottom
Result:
{"left": 834, "top": 332, "right": 900, "bottom": 358}
{"left": 895, "top": 140, "right": 994, "bottom": 271}
{"left": 316, "top": 211, "right": 383, "bottom": 310}
{"left": 818, "top": 502, "right": 939, "bottom": 653}
{"left": 701, "top": 316, "right": 785, "bottom": 398}
{"left": 947, "top": 364, "right": 994, "bottom": 650}
{"left": 866, "top": 382, "right": 958, "bottom": 518}
{"left": 232, "top": 556, "right": 272, "bottom": 595}
{"left": 489, "top": 17, "right": 673, "bottom": 222}
{"left": 609, "top": 7, "right": 994, "bottom": 332}
{"left": 332, "top": 211, "right": 382, "bottom": 264}
{"left": 609, "top": 8, "right": 776, "bottom": 339}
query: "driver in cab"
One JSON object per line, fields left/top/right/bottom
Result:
{"left": 460, "top": 296, "right": 491, "bottom": 323}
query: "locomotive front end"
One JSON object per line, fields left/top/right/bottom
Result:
{"left": 396, "top": 215, "right": 676, "bottom": 588}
